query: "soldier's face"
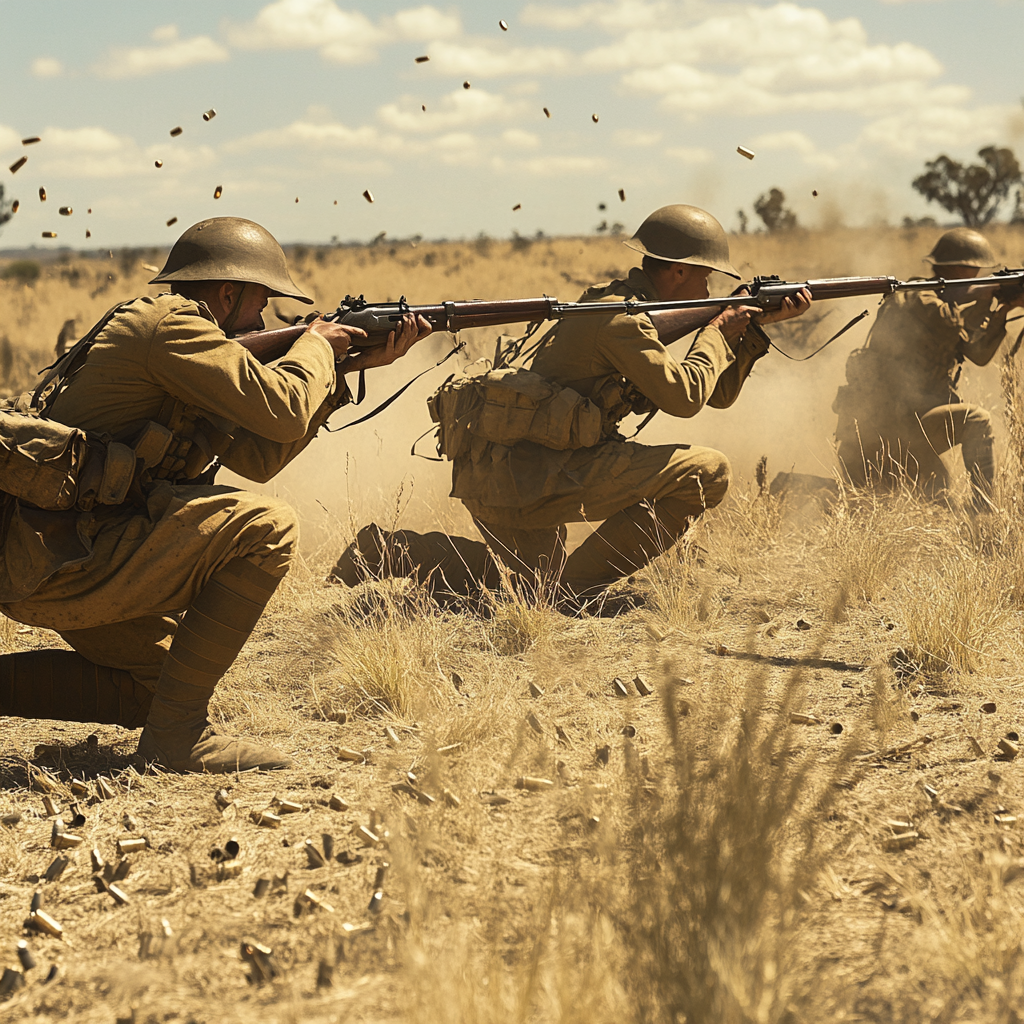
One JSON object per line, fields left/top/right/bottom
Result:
{"left": 648, "top": 262, "right": 713, "bottom": 301}
{"left": 219, "top": 283, "right": 273, "bottom": 332}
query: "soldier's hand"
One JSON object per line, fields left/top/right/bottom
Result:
{"left": 340, "top": 314, "right": 433, "bottom": 372}
{"left": 1003, "top": 289, "right": 1024, "bottom": 311}
{"left": 759, "top": 288, "right": 813, "bottom": 324}
{"left": 710, "top": 304, "right": 758, "bottom": 345}
{"left": 308, "top": 319, "right": 368, "bottom": 359}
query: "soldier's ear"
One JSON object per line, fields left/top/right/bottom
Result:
{"left": 219, "top": 281, "right": 241, "bottom": 310}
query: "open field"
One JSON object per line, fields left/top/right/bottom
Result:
{"left": 2, "top": 226, "right": 1024, "bottom": 1022}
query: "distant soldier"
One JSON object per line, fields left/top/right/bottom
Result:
{"left": 835, "top": 228, "right": 1024, "bottom": 505}
{"left": 336, "top": 205, "right": 810, "bottom": 609}
{"left": 0, "top": 217, "right": 429, "bottom": 772}
{"left": 55, "top": 318, "right": 76, "bottom": 359}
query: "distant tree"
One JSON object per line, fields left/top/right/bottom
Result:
{"left": 912, "top": 145, "right": 1022, "bottom": 227}
{"left": 0, "top": 185, "right": 14, "bottom": 235}
{"left": 736, "top": 209, "right": 749, "bottom": 234}
{"left": 753, "top": 188, "right": 798, "bottom": 233}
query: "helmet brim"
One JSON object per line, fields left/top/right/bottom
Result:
{"left": 149, "top": 270, "right": 313, "bottom": 304}
{"left": 924, "top": 257, "right": 998, "bottom": 269}
{"left": 623, "top": 237, "right": 741, "bottom": 280}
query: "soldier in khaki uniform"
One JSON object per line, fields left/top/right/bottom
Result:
{"left": 0, "top": 217, "right": 429, "bottom": 772}
{"left": 835, "top": 228, "right": 1024, "bottom": 504}
{"left": 336, "top": 205, "right": 810, "bottom": 606}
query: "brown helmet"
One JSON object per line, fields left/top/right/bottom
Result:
{"left": 624, "top": 204, "right": 740, "bottom": 279}
{"left": 149, "top": 217, "right": 312, "bottom": 303}
{"left": 925, "top": 227, "right": 997, "bottom": 268}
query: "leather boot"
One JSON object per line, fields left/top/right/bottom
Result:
{"left": 332, "top": 522, "right": 498, "bottom": 594}
{"left": 135, "top": 558, "right": 292, "bottom": 773}
{"left": 0, "top": 649, "right": 152, "bottom": 728}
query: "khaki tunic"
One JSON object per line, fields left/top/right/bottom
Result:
{"left": 865, "top": 287, "right": 1000, "bottom": 411}
{"left": 835, "top": 287, "right": 1007, "bottom": 487}
{"left": 0, "top": 294, "right": 348, "bottom": 684}
{"left": 458, "top": 268, "right": 767, "bottom": 528}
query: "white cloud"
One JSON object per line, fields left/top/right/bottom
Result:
{"left": 517, "top": 155, "right": 606, "bottom": 176}
{"left": 584, "top": 4, "right": 942, "bottom": 78}
{"left": 31, "top": 57, "right": 64, "bottom": 78}
{"left": 521, "top": 1, "right": 664, "bottom": 31}
{"left": 665, "top": 146, "right": 713, "bottom": 164}
{"left": 0, "top": 126, "right": 22, "bottom": 157}
{"left": 378, "top": 88, "right": 528, "bottom": 133}
{"left": 95, "top": 25, "right": 229, "bottom": 78}
{"left": 226, "top": 117, "right": 405, "bottom": 155}
{"left": 424, "top": 40, "right": 571, "bottom": 77}
{"left": 858, "top": 103, "right": 1018, "bottom": 155}
{"left": 227, "top": 1, "right": 460, "bottom": 64}
{"left": 749, "top": 130, "right": 841, "bottom": 169}
{"left": 15, "top": 125, "right": 217, "bottom": 178}
{"left": 383, "top": 5, "right": 462, "bottom": 39}
{"left": 226, "top": 0, "right": 382, "bottom": 62}
{"left": 613, "top": 128, "right": 662, "bottom": 147}
{"left": 501, "top": 128, "right": 540, "bottom": 149}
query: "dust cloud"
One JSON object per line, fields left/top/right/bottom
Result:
{"left": 234, "top": 223, "right": 1024, "bottom": 556}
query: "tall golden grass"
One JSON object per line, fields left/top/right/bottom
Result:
{"left": 2, "top": 225, "right": 1024, "bottom": 1022}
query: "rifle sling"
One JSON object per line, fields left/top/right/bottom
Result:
{"left": 326, "top": 339, "right": 466, "bottom": 433}
{"left": 766, "top": 309, "right": 869, "bottom": 362}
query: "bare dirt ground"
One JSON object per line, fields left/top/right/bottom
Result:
{"left": 2, "top": 227, "right": 1024, "bottom": 1022}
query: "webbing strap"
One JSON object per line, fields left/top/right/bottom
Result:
{"left": 766, "top": 309, "right": 870, "bottom": 361}
{"left": 31, "top": 301, "right": 131, "bottom": 413}
{"left": 325, "top": 340, "right": 465, "bottom": 433}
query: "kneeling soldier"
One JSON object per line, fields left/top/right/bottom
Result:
{"left": 0, "top": 217, "right": 429, "bottom": 771}
{"left": 336, "top": 204, "right": 809, "bottom": 607}
{"left": 835, "top": 227, "right": 1024, "bottom": 505}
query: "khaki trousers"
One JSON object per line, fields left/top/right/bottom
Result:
{"left": 0, "top": 483, "right": 297, "bottom": 693}
{"left": 472, "top": 441, "right": 731, "bottom": 590}
{"left": 839, "top": 402, "right": 995, "bottom": 497}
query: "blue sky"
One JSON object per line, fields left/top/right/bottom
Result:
{"left": 2, "top": 0, "right": 1023, "bottom": 249}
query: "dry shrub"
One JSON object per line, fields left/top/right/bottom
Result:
{"left": 851, "top": 854, "right": 1024, "bottom": 1024}
{"left": 819, "top": 494, "right": 912, "bottom": 604}
{"left": 644, "top": 541, "right": 725, "bottom": 634}
{"left": 711, "top": 490, "right": 785, "bottom": 577}
{"left": 482, "top": 566, "right": 569, "bottom": 657}
{"left": 317, "top": 578, "right": 454, "bottom": 717}
{"left": 898, "top": 549, "right": 1013, "bottom": 676}
{"left": 621, "top": 669, "right": 843, "bottom": 1024}
{"left": 395, "top": 662, "right": 845, "bottom": 1024}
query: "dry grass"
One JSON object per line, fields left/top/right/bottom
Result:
{"left": 4, "top": 225, "right": 1024, "bottom": 1022}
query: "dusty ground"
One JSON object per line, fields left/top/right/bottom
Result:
{"left": 2, "top": 228, "right": 1024, "bottom": 1022}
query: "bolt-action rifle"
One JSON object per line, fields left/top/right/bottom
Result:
{"left": 233, "top": 270, "right": 1024, "bottom": 364}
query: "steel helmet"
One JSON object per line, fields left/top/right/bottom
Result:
{"left": 624, "top": 204, "right": 740, "bottom": 279}
{"left": 925, "top": 227, "right": 997, "bottom": 268}
{"left": 149, "top": 217, "right": 312, "bottom": 303}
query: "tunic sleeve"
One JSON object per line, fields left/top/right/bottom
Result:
{"left": 595, "top": 312, "right": 736, "bottom": 419}
{"left": 146, "top": 308, "right": 338, "bottom": 443}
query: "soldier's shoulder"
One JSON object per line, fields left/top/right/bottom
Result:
{"left": 112, "top": 292, "right": 217, "bottom": 335}
{"left": 577, "top": 267, "right": 650, "bottom": 304}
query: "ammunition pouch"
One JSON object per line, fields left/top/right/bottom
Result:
{"left": 144, "top": 398, "right": 236, "bottom": 484}
{"left": 428, "top": 368, "right": 601, "bottom": 460}
{"left": 0, "top": 411, "right": 146, "bottom": 512}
